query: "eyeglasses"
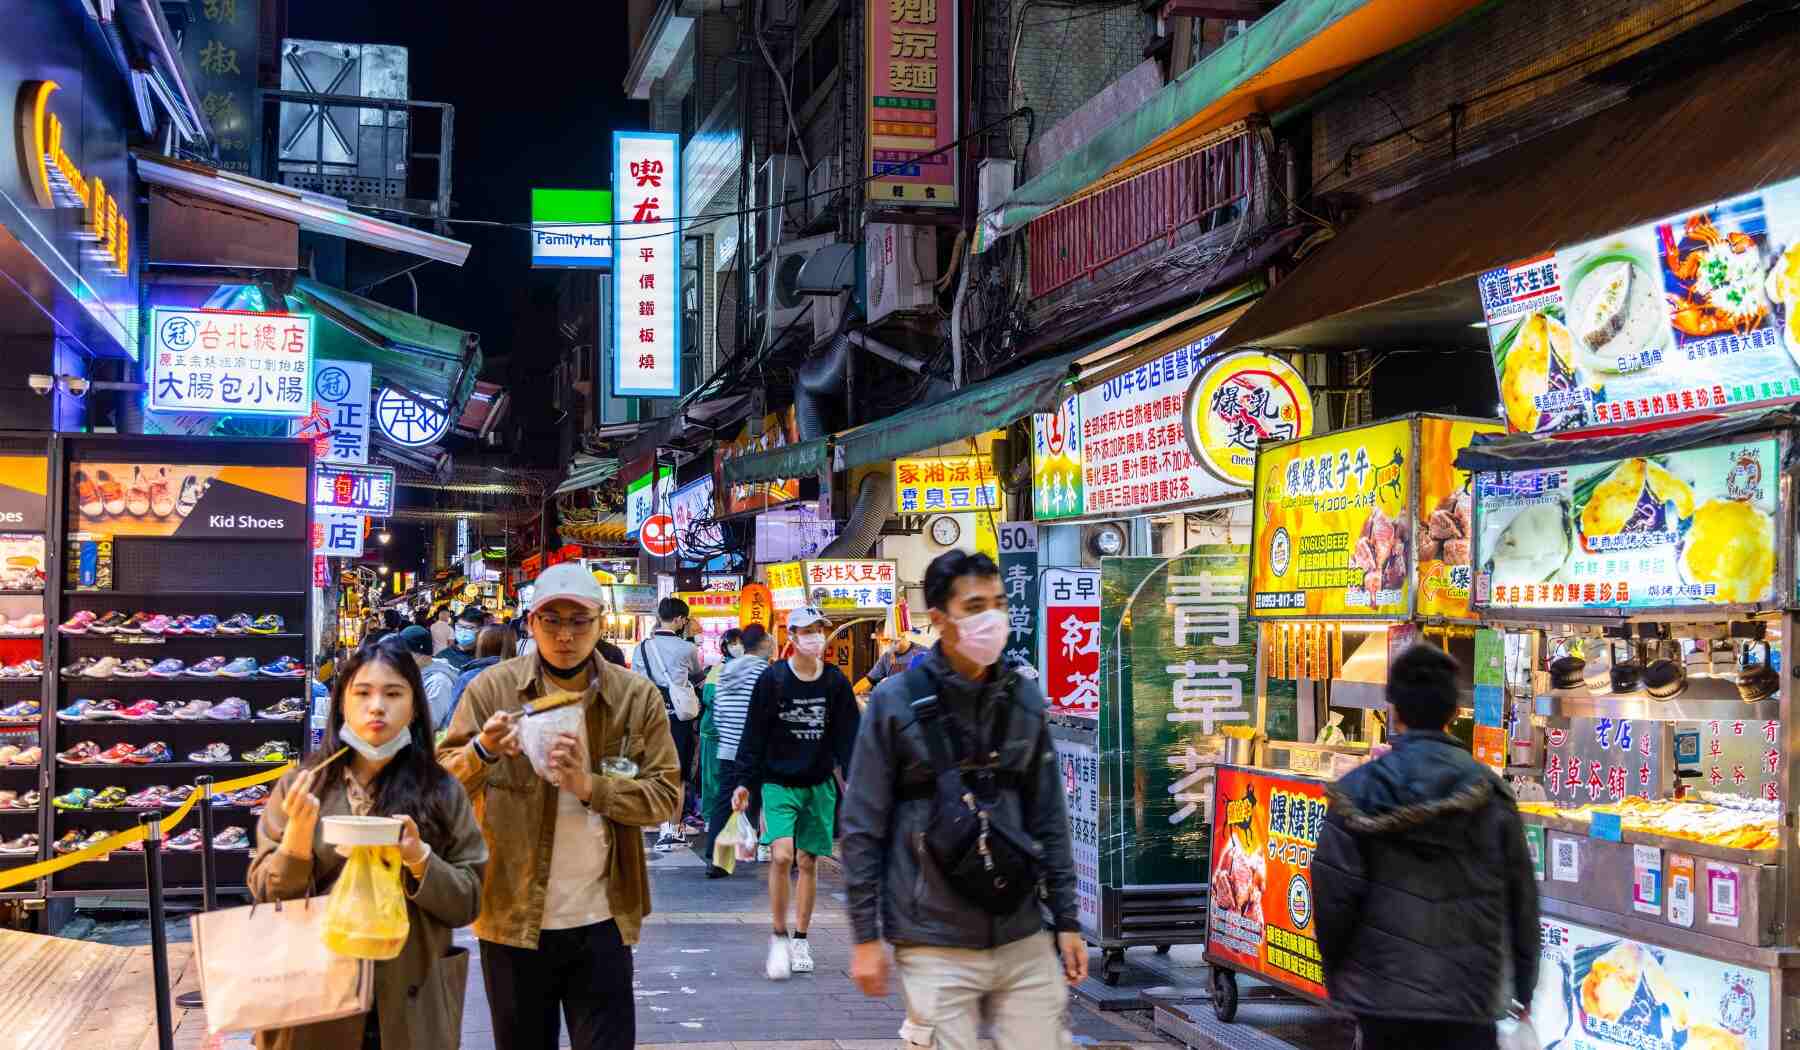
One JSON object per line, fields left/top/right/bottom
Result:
{"left": 536, "top": 614, "right": 599, "bottom": 634}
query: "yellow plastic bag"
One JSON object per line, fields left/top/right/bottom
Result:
{"left": 712, "top": 811, "right": 754, "bottom": 875}
{"left": 322, "top": 844, "right": 410, "bottom": 960}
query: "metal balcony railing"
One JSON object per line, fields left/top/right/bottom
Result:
{"left": 255, "top": 89, "right": 455, "bottom": 233}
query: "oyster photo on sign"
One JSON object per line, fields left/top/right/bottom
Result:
{"left": 1482, "top": 497, "right": 1573, "bottom": 584}
{"left": 1497, "top": 310, "right": 1584, "bottom": 432}
{"left": 1574, "top": 457, "right": 1695, "bottom": 548}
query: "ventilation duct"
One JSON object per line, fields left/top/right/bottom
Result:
{"left": 794, "top": 332, "right": 849, "bottom": 441}
{"left": 819, "top": 471, "right": 892, "bottom": 559}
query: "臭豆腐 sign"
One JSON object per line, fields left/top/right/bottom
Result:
{"left": 894, "top": 456, "right": 1000, "bottom": 514}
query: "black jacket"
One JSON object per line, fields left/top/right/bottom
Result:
{"left": 840, "top": 646, "right": 1078, "bottom": 949}
{"left": 1310, "top": 731, "right": 1539, "bottom": 1022}
{"left": 736, "top": 660, "right": 860, "bottom": 788}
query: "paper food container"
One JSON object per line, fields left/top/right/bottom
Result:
{"left": 321, "top": 815, "right": 403, "bottom": 847}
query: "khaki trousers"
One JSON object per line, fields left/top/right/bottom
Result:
{"left": 893, "top": 931, "right": 1072, "bottom": 1050}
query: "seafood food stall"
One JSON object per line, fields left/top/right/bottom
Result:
{"left": 1202, "top": 413, "right": 1503, "bottom": 1018}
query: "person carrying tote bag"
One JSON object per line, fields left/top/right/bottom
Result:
{"left": 249, "top": 638, "right": 489, "bottom": 1050}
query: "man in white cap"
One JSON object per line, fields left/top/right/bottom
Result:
{"left": 439, "top": 562, "right": 682, "bottom": 1050}
{"left": 731, "top": 605, "right": 861, "bottom": 980}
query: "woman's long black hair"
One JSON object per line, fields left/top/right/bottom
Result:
{"left": 303, "top": 638, "right": 459, "bottom": 847}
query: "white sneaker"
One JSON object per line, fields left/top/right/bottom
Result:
{"left": 757, "top": 844, "right": 772, "bottom": 863}
{"left": 766, "top": 934, "right": 792, "bottom": 981}
{"left": 788, "top": 936, "right": 814, "bottom": 974}
{"left": 654, "top": 825, "right": 681, "bottom": 853}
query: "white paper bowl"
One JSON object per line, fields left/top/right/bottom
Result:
{"left": 321, "top": 815, "right": 402, "bottom": 847}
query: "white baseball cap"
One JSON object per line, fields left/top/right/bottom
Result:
{"left": 530, "top": 562, "right": 605, "bottom": 611}
{"left": 788, "top": 605, "right": 830, "bottom": 631}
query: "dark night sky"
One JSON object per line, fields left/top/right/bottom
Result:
{"left": 287, "top": 1, "right": 643, "bottom": 399}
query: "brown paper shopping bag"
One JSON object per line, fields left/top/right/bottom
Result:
{"left": 190, "top": 895, "right": 374, "bottom": 1034}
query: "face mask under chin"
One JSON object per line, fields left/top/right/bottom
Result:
{"left": 339, "top": 721, "right": 413, "bottom": 762}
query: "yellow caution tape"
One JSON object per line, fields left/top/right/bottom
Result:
{"left": 0, "top": 761, "right": 298, "bottom": 892}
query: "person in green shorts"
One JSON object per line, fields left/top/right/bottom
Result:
{"left": 732, "top": 606, "right": 860, "bottom": 981}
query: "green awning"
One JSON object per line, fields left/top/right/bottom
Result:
{"left": 981, "top": 0, "right": 1488, "bottom": 243}
{"left": 288, "top": 278, "right": 481, "bottom": 408}
{"left": 721, "top": 436, "right": 829, "bottom": 488}
{"left": 833, "top": 351, "right": 1079, "bottom": 471}
{"left": 554, "top": 455, "right": 620, "bottom": 495}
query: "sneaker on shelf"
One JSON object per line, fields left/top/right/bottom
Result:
{"left": 51, "top": 829, "right": 89, "bottom": 855}
{"left": 11, "top": 790, "right": 36, "bottom": 808}
{"left": 766, "top": 935, "right": 792, "bottom": 981}
{"left": 51, "top": 787, "right": 96, "bottom": 811}
{"left": 87, "top": 611, "right": 128, "bottom": 635}
{"left": 146, "top": 658, "right": 185, "bottom": 679}
{"left": 228, "top": 785, "right": 270, "bottom": 808}
{"left": 124, "top": 742, "right": 173, "bottom": 766}
{"left": 0, "top": 790, "right": 17, "bottom": 808}
{"left": 188, "top": 656, "right": 228, "bottom": 678}
{"left": 90, "top": 786, "right": 128, "bottom": 809}
{"left": 211, "top": 827, "right": 250, "bottom": 851}
{"left": 83, "top": 657, "right": 122, "bottom": 679}
{"left": 112, "top": 658, "right": 155, "bottom": 679}
{"left": 117, "top": 699, "right": 163, "bottom": 721}
{"left": 140, "top": 614, "right": 173, "bottom": 636}
{"left": 9, "top": 750, "right": 39, "bottom": 769}
{"left": 218, "top": 657, "right": 259, "bottom": 679}
{"left": 56, "top": 742, "right": 100, "bottom": 765}
{"left": 76, "top": 830, "right": 110, "bottom": 853}
{"left": 163, "top": 615, "right": 192, "bottom": 636}
{"left": 188, "top": 742, "right": 231, "bottom": 764}
{"left": 788, "top": 937, "right": 815, "bottom": 974}
{"left": 56, "top": 699, "right": 96, "bottom": 721}
{"left": 258, "top": 656, "right": 305, "bottom": 678}
{"left": 10, "top": 660, "right": 41, "bottom": 679}
{"left": 58, "top": 610, "right": 97, "bottom": 635}
{"left": 186, "top": 614, "right": 219, "bottom": 635}
{"left": 94, "top": 743, "right": 138, "bottom": 764}
{"left": 248, "top": 614, "right": 285, "bottom": 635}
{"left": 242, "top": 741, "right": 295, "bottom": 763}
{"left": 123, "top": 786, "right": 168, "bottom": 809}
{"left": 63, "top": 657, "right": 100, "bottom": 678}
{"left": 166, "top": 829, "right": 204, "bottom": 852}
{"left": 119, "top": 837, "right": 155, "bottom": 854}
{"left": 0, "top": 700, "right": 38, "bottom": 724}
{"left": 0, "top": 748, "right": 14, "bottom": 767}
{"left": 83, "top": 699, "right": 124, "bottom": 721}
{"left": 161, "top": 785, "right": 195, "bottom": 807}
{"left": 170, "top": 699, "right": 214, "bottom": 720}
{"left": 0, "top": 833, "right": 37, "bottom": 856}
{"left": 217, "top": 613, "right": 253, "bottom": 635}
{"left": 258, "top": 697, "right": 307, "bottom": 721}
{"left": 205, "top": 697, "right": 252, "bottom": 721}
{"left": 117, "top": 612, "right": 154, "bottom": 635}
{"left": 13, "top": 614, "right": 44, "bottom": 635}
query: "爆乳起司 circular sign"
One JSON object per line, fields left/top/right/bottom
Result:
{"left": 1183, "top": 351, "right": 1314, "bottom": 487}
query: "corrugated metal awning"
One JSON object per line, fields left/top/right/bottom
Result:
{"left": 290, "top": 278, "right": 482, "bottom": 409}
{"left": 722, "top": 436, "right": 829, "bottom": 488}
{"left": 1213, "top": 29, "right": 1800, "bottom": 353}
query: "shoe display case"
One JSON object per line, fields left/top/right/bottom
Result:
{"left": 0, "top": 434, "right": 53, "bottom": 901}
{"left": 44, "top": 434, "right": 313, "bottom": 897}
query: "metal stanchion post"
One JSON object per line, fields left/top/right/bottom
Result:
{"left": 175, "top": 776, "right": 216, "bottom": 1010}
{"left": 140, "top": 814, "right": 177, "bottom": 1050}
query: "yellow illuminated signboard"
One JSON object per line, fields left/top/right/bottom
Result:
{"left": 17, "top": 80, "right": 129, "bottom": 275}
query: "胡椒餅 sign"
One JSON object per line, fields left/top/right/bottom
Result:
{"left": 314, "top": 464, "right": 396, "bottom": 518}
{"left": 531, "top": 188, "right": 613, "bottom": 268}
{"left": 612, "top": 131, "right": 681, "bottom": 397}
{"left": 147, "top": 308, "right": 313, "bottom": 417}
{"left": 865, "top": 0, "right": 958, "bottom": 208}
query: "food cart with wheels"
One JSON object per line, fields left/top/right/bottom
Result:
{"left": 1201, "top": 412, "right": 1502, "bottom": 1020}
{"left": 1463, "top": 416, "right": 1800, "bottom": 1049}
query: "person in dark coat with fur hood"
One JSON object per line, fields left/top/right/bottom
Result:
{"left": 1310, "top": 644, "right": 1540, "bottom": 1050}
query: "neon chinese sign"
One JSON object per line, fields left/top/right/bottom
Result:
{"left": 17, "top": 81, "right": 129, "bottom": 275}
{"left": 611, "top": 131, "right": 681, "bottom": 397}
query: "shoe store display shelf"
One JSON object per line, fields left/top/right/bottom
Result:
{"left": 44, "top": 434, "right": 314, "bottom": 899}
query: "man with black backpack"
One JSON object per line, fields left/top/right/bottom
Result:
{"left": 840, "top": 550, "right": 1086, "bottom": 1050}
{"left": 635, "top": 597, "right": 706, "bottom": 852}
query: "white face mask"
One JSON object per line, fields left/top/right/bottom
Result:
{"left": 950, "top": 608, "right": 1009, "bottom": 667}
{"left": 793, "top": 633, "right": 827, "bottom": 658}
{"left": 339, "top": 721, "right": 413, "bottom": 763}
{"left": 726, "top": 642, "right": 745, "bottom": 658}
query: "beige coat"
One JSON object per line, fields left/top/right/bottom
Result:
{"left": 247, "top": 767, "right": 488, "bottom": 1050}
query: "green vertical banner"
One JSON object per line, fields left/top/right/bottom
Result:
{"left": 995, "top": 522, "right": 1039, "bottom": 669}
{"left": 1472, "top": 627, "right": 1507, "bottom": 770}
{"left": 1098, "top": 546, "right": 1254, "bottom": 891}
{"left": 180, "top": 0, "right": 261, "bottom": 175}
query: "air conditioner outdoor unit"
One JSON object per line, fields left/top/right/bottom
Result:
{"left": 865, "top": 223, "right": 939, "bottom": 325}
{"left": 757, "top": 155, "right": 804, "bottom": 259}
{"left": 766, "top": 233, "right": 839, "bottom": 342}
{"left": 806, "top": 157, "right": 841, "bottom": 226}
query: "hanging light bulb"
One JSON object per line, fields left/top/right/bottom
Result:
{"left": 377, "top": 524, "right": 392, "bottom": 545}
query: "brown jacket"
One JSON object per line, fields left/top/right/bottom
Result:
{"left": 437, "top": 649, "right": 681, "bottom": 948}
{"left": 248, "top": 767, "right": 488, "bottom": 1050}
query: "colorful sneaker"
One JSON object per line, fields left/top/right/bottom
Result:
{"left": 56, "top": 699, "right": 97, "bottom": 721}
{"left": 118, "top": 699, "right": 164, "bottom": 721}
{"left": 11, "top": 790, "right": 36, "bottom": 808}
{"left": 205, "top": 697, "right": 252, "bottom": 721}
{"left": 119, "top": 837, "right": 157, "bottom": 854}
{"left": 88, "top": 611, "right": 128, "bottom": 635}
{"left": 7, "top": 660, "right": 41, "bottom": 679}
{"left": 94, "top": 743, "right": 138, "bottom": 764}
{"left": 188, "top": 656, "right": 227, "bottom": 678}
{"left": 258, "top": 697, "right": 308, "bottom": 721}
{"left": 52, "top": 829, "right": 90, "bottom": 854}
{"left": 58, "top": 610, "right": 97, "bottom": 635}
{"left": 259, "top": 656, "right": 305, "bottom": 678}
{"left": 77, "top": 830, "right": 110, "bottom": 853}
{"left": 147, "top": 658, "right": 186, "bottom": 679}
{"left": 124, "top": 786, "right": 167, "bottom": 809}
{"left": 170, "top": 699, "right": 213, "bottom": 720}
{"left": 228, "top": 785, "right": 270, "bottom": 808}
{"left": 12, "top": 614, "right": 44, "bottom": 635}
{"left": 80, "top": 656, "right": 121, "bottom": 679}
{"left": 117, "top": 612, "right": 154, "bottom": 635}
{"left": 125, "top": 741, "right": 172, "bottom": 765}
{"left": 188, "top": 742, "right": 231, "bottom": 764}
{"left": 63, "top": 657, "right": 100, "bottom": 679}
{"left": 242, "top": 741, "right": 294, "bottom": 763}
{"left": 211, "top": 827, "right": 250, "bottom": 851}
{"left": 217, "top": 613, "right": 254, "bottom": 635}
{"left": 83, "top": 699, "right": 124, "bottom": 721}
{"left": 186, "top": 614, "right": 219, "bottom": 635}
{"left": 9, "top": 751, "right": 39, "bottom": 770}
{"left": 0, "top": 700, "right": 38, "bottom": 723}
{"left": 113, "top": 658, "right": 155, "bottom": 679}
{"left": 166, "top": 829, "right": 205, "bottom": 852}
{"left": 248, "top": 614, "right": 285, "bottom": 636}
{"left": 52, "top": 787, "right": 97, "bottom": 810}
{"left": 58, "top": 742, "right": 100, "bottom": 766}
{"left": 164, "top": 615, "right": 194, "bottom": 635}
{"left": 0, "top": 833, "right": 36, "bottom": 856}
{"left": 161, "top": 785, "right": 195, "bottom": 807}
{"left": 90, "top": 786, "right": 128, "bottom": 809}
{"left": 219, "top": 657, "right": 259, "bottom": 679}
{"left": 140, "top": 614, "right": 174, "bottom": 636}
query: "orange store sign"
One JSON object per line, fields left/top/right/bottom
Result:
{"left": 17, "top": 80, "right": 129, "bottom": 275}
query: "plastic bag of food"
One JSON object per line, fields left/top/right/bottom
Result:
{"left": 712, "top": 810, "right": 755, "bottom": 874}
{"left": 517, "top": 701, "right": 589, "bottom": 782}
{"left": 322, "top": 845, "right": 410, "bottom": 960}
